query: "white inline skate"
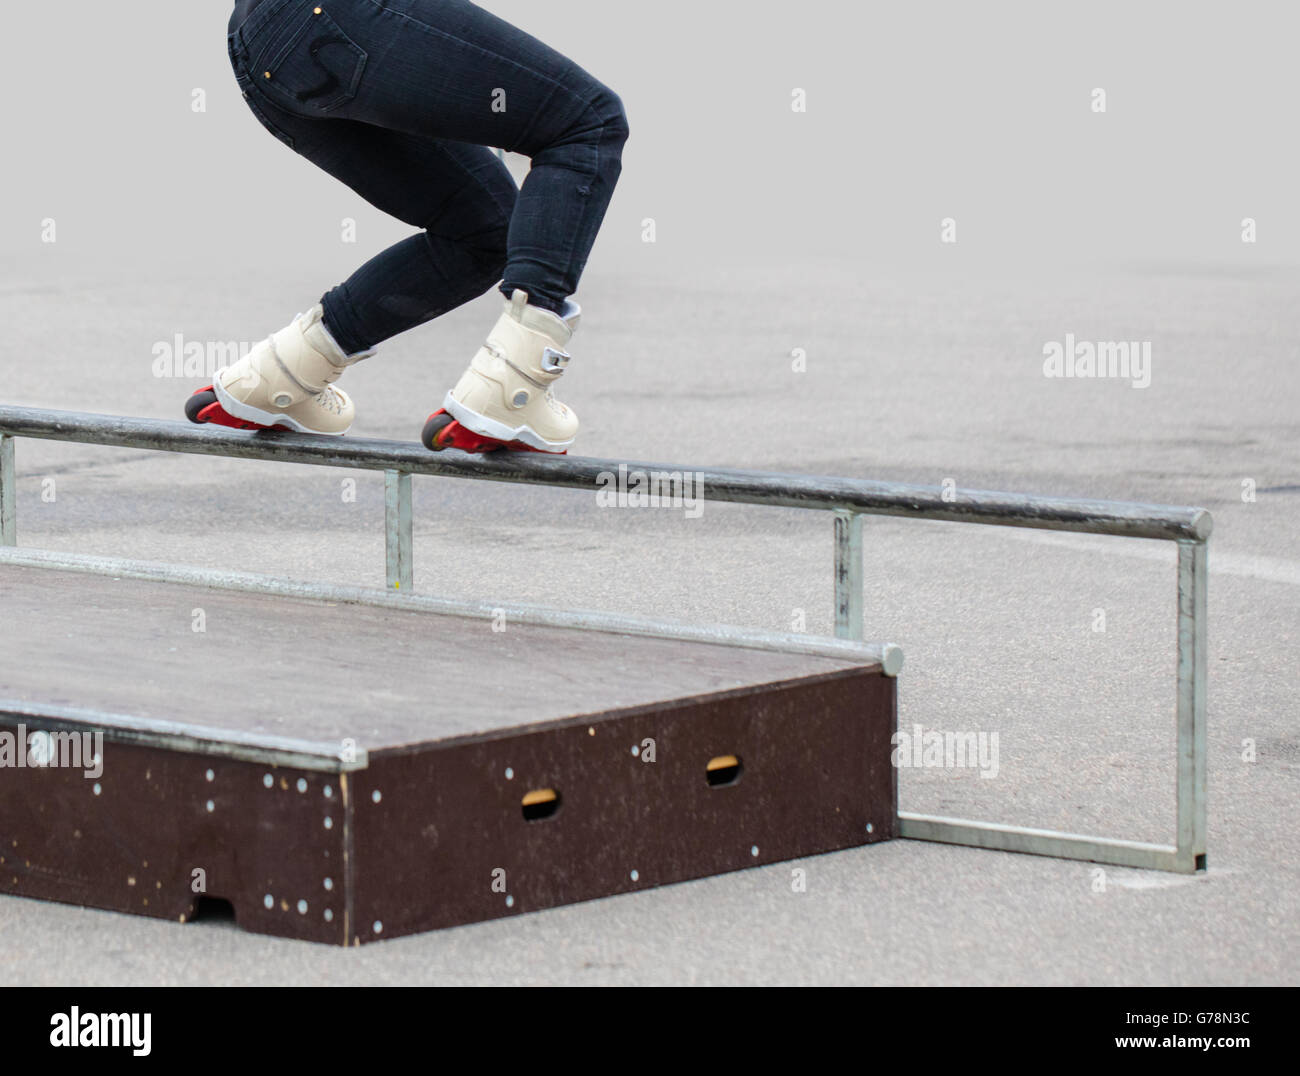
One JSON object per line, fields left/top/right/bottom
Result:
{"left": 186, "top": 305, "right": 373, "bottom": 435}
{"left": 421, "top": 288, "right": 580, "bottom": 454}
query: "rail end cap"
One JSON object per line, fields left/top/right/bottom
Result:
{"left": 1189, "top": 508, "right": 1213, "bottom": 541}
{"left": 880, "top": 643, "right": 904, "bottom": 677}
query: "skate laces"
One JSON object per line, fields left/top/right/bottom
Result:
{"left": 315, "top": 386, "right": 347, "bottom": 415}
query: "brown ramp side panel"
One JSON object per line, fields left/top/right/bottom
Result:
{"left": 350, "top": 668, "right": 896, "bottom": 943}
{"left": 0, "top": 663, "right": 894, "bottom": 945}
{"left": 0, "top": 737, "right": 351, "bottom": 945}
{"left": 0, "top": 565, "right": 896, "bottom": 945}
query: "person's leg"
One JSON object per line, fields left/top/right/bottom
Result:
{"left": 239, "top": 0, "right": 629, "bottom": 317}
{"left": 312, "top": 127, "right": 519, "bottom": 356}
{"left": 227, "top": 14, "right": 520, "bottom": 354}
{"left": 213, "top": 0, "right": 625, "bottom": 446}
{"left": 203, "top": 12, "right": 519, "bottom": 434}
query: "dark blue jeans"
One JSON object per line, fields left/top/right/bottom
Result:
{"left": 227, "top": 0, "right": 629, "bottom": 355}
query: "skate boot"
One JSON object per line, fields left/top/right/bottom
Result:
{"left": 186, "top": 305, "right": 373, "bottom": 435}
{"left": 422, "top": 289, "right": 580, "bottom": 454}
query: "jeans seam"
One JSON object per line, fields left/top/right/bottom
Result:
{"left": 544, "top": 97, "right": 610, "bottom": 290}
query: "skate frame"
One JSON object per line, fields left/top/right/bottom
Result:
{"left": 0, "top": 406, "right": 1209, "bottom": 874}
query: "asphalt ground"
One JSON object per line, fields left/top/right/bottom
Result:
{"left": 0, "top": 256, "right": 1296, "bottom": 984}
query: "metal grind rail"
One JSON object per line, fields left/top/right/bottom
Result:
{"left": 0, "top": 405, "right": 1209, "bottom": 873}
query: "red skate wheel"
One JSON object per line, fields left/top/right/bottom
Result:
{"left": 185, "top": 387, "right": 219, "bottom": 425}
{"left": 185, "top": 386, "right": 267, "bottom": 430}
{"left": 421, "top": 410, "right": 457, "bottom": 451}
{"left": 420, "top": 408, "right": 563, "bottom": 454}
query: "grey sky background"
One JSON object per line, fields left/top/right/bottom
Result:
{"left": 1, "top": 0, "right": 1296, "bottom": 283}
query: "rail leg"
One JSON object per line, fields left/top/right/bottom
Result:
{"left": 384, "top": 470, "right": 413, "bottom": 591}
{"left": 0, "top": 434, "right": 15, "bottom": 546}
{"left": 833, "top": 509, "right": 863, "bottom": 641}
{"left": 1175, "top": 539, "right": 1208, "bottom": 871}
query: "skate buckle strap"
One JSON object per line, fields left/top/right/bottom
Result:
{"left": 485, "top": 341, "right": 566, "bottom": 389}
{"left": 541, "top": 347, "right": 571, "bottom": 373}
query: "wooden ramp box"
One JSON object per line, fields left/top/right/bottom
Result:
{"left": 0, "top": 565, "right": 897, "bottom": 945}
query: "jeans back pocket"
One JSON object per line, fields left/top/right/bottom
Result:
{"left": 254, "top": 4, "right": 367, "bottom": 114}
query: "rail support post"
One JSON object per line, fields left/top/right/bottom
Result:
{"left": 0, "top": 434, "right": 15, "bottom": 546}
{"left": 384, "top": 469, "right": 413, "bottom": 591}
{"left": 833, "top": 509, "right": 863, "bottom": 641}
{"left": 1175, "top": 539, "right": 1209, "bottom": 871}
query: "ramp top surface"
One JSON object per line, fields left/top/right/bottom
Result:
{"left": 0, "top": 564, "right": 879, "bottom": 763}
